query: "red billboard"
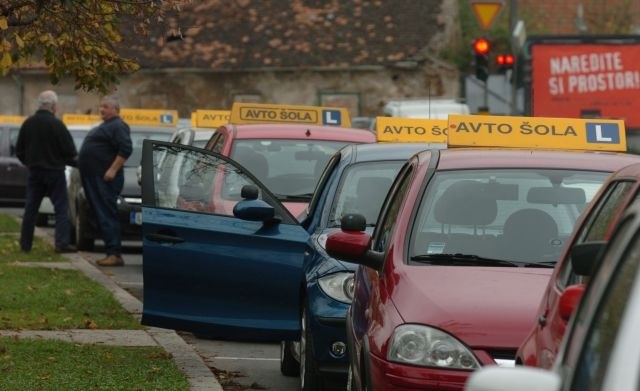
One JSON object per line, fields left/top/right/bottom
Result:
{"left": 531, "top": 44, "right": 640, "bottom": 129}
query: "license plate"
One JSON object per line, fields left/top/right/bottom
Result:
{"left": 130, "top": 211, "right": 142, "bottom": 225}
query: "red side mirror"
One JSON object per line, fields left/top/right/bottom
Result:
{"left": 326, "top": 230, "right": 370, "bottom": 260}
{"left": 558, "top": 284, "right": 586, "bottom": 321}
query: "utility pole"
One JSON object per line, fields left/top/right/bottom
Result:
{"left": 510, "top": 0, "right": 518, "bottom": 114}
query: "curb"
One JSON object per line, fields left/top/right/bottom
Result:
{"left": 17, "top": 223, "right": 223, "bottom": 391}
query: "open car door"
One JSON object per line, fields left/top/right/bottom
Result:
{"left": 140, "top": 140, "right": 308, "bottom": 341}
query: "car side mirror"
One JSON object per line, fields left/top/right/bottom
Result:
{"left": 326, "top": 213, "right": 376, "bottom": 266}
{"left": 233, "top": 185, "right": 276, "bottom": 223}
{"left": 571, "top": 241, "right": 606, "bottom": 276}
{"left": 558, "top": 284, "right": 585, "bottom": 321}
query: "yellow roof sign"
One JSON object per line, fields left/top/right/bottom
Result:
{"left": 62, "top": 114, "right": 102, "bottom": 125}
{"left": 448, "top": 114, "right": 627, "bottom": 152}
{"left": 470, "top": 0, "right": 503, "bottom": 30}
{"left": 376, "top": 117, "right": 448, "bottom": 143}
{"left": 120, "top": 109, "right": 178, "bottom": 127}
{"left": 193, "top": 110, "right": 231, "bottom": 128}
{"left": 0, "top": 115, "right": 26, "bottom": 124}
{"left": 230, "top": 102, "right": 351, "bottom": 127}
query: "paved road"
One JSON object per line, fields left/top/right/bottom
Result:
{"left": 1, "top": 206, "right": 300, "bottom": 391}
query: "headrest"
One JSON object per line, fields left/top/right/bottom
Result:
{"left": 434, "top": 180, "right": 498, "bottom": 225}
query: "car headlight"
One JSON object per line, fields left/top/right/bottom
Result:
{"left": 387, "top": 324, "right": 480, "bottom": 370}
{"left": 318, "top": 272, "right": 354, "bottom": 304}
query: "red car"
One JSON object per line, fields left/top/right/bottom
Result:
{"left": 325, "top": 115, "right": 640, "bottom": 390}
{"left": 202, "top": 122, "right": 376, "bottom": 217}
{"left": 516, "top": 161, "right": 640, "bottom": 369}
{"left": 156, "top": 103, "right": 376, "bottom": 219}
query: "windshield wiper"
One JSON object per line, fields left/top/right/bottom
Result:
{"left": 410, "top": 253, "right": 522, "bottom": 267}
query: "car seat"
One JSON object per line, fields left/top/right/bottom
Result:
{"left": 501, "top": 208, "right": 559, "bottom": 263}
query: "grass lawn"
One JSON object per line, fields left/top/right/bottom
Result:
{"left": 0, "top": 213, "right": 190, "bottom": 388}
{"left": 0, "top": 337, "right": 190, "bottom": 390}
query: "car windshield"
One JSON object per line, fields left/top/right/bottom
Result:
{"left": 230, "top": 139, "right": 348, "bottom": 199}
{"left": 409, "top": 169, "right": 608, "bottom": 266}
{"left": 127, "top": 129, "right": 173, "bottom": 167}
{"left": 328, "top": 161, "right": 405, "bottom": 227}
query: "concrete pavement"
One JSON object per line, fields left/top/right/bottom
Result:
{"left": 1, "top": 226, "right": 223, "bottom": 391}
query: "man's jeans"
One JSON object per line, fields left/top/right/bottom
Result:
{"left": 20, "top": 168, "right": 70, "bottom": 251}
{"left": 81, "top": 173, "right": 124, "bottom": 256}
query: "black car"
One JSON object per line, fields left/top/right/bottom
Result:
{"left": 0, "top": 118, "right": 28, "bottom": 204}
{"left": 71, "top": 126, "right": 174, "bottom": 250}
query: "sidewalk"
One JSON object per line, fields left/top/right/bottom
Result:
{"left": 1, "top": 226, "right": 223, "bottom": 391}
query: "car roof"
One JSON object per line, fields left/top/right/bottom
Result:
{"left": 428, "top": 149, "right": 640, "bottom": 171}
{"left": 340, "top": 142, "right": 444, "bottom": 163}
{"left": 223, "top": 123, "right": 376, "bottom": 142}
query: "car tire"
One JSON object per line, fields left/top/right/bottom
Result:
{"left": 35, "top": 213, "right": 48, "bottom": 227}
{"left": 300, "top": 308, "right": 321, "bottom": 391}
{"left": 280, "top": 341, "right": 300, "bottom": 376}
{"left": 75, "top": 205, "right": 94, "bottom": 251}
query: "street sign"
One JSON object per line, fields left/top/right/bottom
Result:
{"left": 470, "top": 0, "right": 504, "bottom": 30}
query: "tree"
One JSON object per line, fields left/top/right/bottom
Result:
{"left": 0, "top": 0, "right": 186, "bottom": 93}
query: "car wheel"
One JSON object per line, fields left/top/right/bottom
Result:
{"left": 75, "top": 205, "right": 94, "bottom": 251}
{"left": 35, "top": 213, "right": 48, "bottom": 227}
{"left": 300, "top": 308, "right": 321, "bottom": 391}
{"left": 280, "top": 341, "right": 300, "bottom": 376}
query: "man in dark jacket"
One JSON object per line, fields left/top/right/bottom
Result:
{"left": 16, "top": 90, "right": 78, "bottom": 253}
{"left": 78, "top": 95, "right": 132, "bottom": 266}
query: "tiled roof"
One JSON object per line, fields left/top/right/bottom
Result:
{"left": 118, "top": 0, "right": 444, "bottom": 70}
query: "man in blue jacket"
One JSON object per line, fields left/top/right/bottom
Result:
{"left": 78, "top": 95, "right": 132, "bottom": 266}
{"left": 16, "top": 90, "right": 77, "bottom": 253}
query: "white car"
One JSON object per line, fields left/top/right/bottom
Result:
{"left": 465, "top": 201, "right": 640, "bottom": 391}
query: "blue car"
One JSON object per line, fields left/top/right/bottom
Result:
{"left": 140, "top": 140, "right": 437, "bottom": 391}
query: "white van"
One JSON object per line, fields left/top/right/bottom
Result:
{"left": 382, "top": 98, "right": 470, "bottom": 119}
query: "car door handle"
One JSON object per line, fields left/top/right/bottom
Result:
{"left": 145, "top": 233, "right": 185, "bottom": 244}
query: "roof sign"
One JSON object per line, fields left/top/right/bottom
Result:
{"left": 230, "top": 102, "right": 351, "bottom": 127}
{"left": 376, "top": 116, "right": 448, "bottom": 143}
{"left": 62, "top": 114, "right": 102, "bottom": 125}
{"left": 120, "top": 109, "right": 178, "bottom": 127}
{"left": 0, "top": 115, "right": 26, "bottom": 124}
{"left": 193, "top": 110, "right": 231, "bottom": 128}
{"left": 470, "top": 0, "right": 504, "bottom": 30}
{"left": 448, "top": 114, "right": 627, "bottom": 152}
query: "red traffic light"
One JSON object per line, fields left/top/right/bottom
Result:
{"left": 496, "top": 53, "right": 515, "bottom": 66}
{"left": 473, "top": 38, "right": 490, "bottom": 55}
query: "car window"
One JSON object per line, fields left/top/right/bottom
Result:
{"left": 328, "top": 161, "right": 405, "bottom": 227}
{"left": 9, "top": 127, "right": 19, "bottom": 157}
{"left": 230, "top": 139, "right": 348, "bottom": 198}
{"left": 127, "top": 130, "right": 173, "bottom": 167}
{"left": 372, "top": 162, "right": 414, "bottom": 253}
{"left": 409, "top": 169, "right": 607, "bottom": 265}
{"left": 150, "top": 143, "right": 282, "bottom": 218}
{"left": 567, "top": 221, "right": 640, "bottom": 391}
{"left": 307, "top": 153, "right": 341, "bottom": 217}
{"left": 559, "top": 181, "right": 636, "bottom": 288}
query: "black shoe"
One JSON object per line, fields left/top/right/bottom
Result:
{"left": 55, "top": 245, "right": 77, "bottom": 254}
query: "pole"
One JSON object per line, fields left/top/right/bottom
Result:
{"left": 510, "top": 0, "right": 518, "bottom": 114}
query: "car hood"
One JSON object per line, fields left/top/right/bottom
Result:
{"left": 121, "top": 166, "right": 141, "bottom": 197}
{"left": 391, "top": 266, "right": 552, "bottom": 349}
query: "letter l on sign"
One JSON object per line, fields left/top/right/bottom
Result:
{"left": 323, "top": 110, "right": 340, "bottom": 125}
{"left": 595, "top": 125, "right": 612, "bottom": 142}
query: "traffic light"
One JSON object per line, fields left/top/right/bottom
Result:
{"left": 496, "top": 53, "right": 515, "bottom": 73}
{"left": 473, "top": 38, "right": 490, "bottom": 82}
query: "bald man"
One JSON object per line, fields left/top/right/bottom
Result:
{"left": 16, "top": 90, "right": 77, "bottom": 253}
